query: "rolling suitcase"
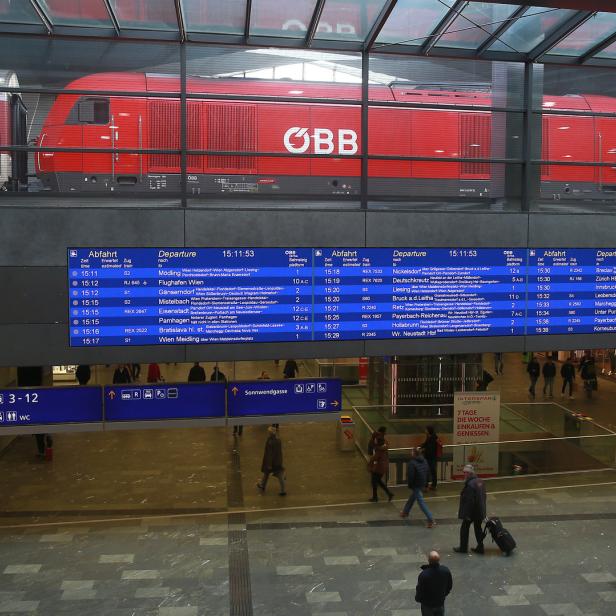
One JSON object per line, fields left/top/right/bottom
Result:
{"left": 483, "top": 517, "right": 516, "bottom": 556}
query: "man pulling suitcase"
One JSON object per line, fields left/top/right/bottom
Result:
{"left": 453, "top": 464, "right": 486, "bottom": 554}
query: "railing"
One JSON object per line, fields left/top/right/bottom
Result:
{"left": 353, "top": 402, "right": 616, "bottom": 486}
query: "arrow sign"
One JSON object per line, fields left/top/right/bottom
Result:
{"left": 331, "top": 400, "right": 339, "bottom": 407}
{"left": 108, "top": 390, "right": 116, "bottom": 400}
{"left": 231, "top": 386, "right": 239, "bottom": 396}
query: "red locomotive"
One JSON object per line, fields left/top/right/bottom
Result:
{"left": 17, "top": 72, "right": 616, "bottom": 199}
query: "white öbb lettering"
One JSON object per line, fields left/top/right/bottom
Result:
{"left": 283, "top": 127, "right": 358, "bottom": 155}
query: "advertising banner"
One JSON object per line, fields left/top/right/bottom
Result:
{"left": 452, "top": 391, "right": 500, "bottom": 479}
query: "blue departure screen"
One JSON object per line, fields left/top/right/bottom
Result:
{"left": 0, "top": 386, "right": 102, "bottom": 426}
{"left": 68, "top": 247, "right": 616, "bottom": 346}
{"left": 228, "top": 379, "right": 342, "bottom": 417}
{"left": 103, "top": 382, "right": 226, "bottom": 422}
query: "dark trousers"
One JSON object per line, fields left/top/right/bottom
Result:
{"left": 35, "top": 434, "right": 53, "bottom": 456}
{"left": 562, "top": 377, "right": 573, "bottom": 396}
{"left": 459, "top": 518, "right": 483, "bottom": 551}
{"left": 528, "top": 376, "right": 538, "bottom": 396}
{"left": 371, "top": 472, "right": 392, "bottom": 499}
{"left": 421, "top": 605, "right": 445, "bottom": 616}
{"left": 426, "top": 456, "right": 437, "bottom": 489}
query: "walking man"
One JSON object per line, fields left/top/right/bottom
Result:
{"left": 542, "top": 356, "right": 556, "bottom": 397}
{"left": 527, "top": 355, "right": 540, "bottom": 398}
{"left": 561, "top": 355, "right": 575, "bottom": 399}
{"left": 453, "top": 464, "right": 487, "bottom": 554}
{"left": 257, "top": 427, "right": 286, "bottom": 496}
{"left": 415, "top": 551, "right": 453, "bottom": 616}
{"left": 494, "top": 352, "right": 504, "bottom": 376}
{"left": 400, "top": 448, "right": 435, "bottom": 528}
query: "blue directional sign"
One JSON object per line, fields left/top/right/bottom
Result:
{"left": 227, "top": 378, "right": 342, "bottom": 417}
{"left": 104, "top": 382, "right": 226, "bottom": 422}
{"left": 0, "top": 386, "right": 103, "bottom": 427}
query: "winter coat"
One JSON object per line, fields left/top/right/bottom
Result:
{"left": 415, "top": 563, "right": 453, "bottom": 608}
{"left": 420, "top": 433, "right": 438, "bottom": 461}
{"left": 542, "top": 362, "right": 556, "bottom": 378}
{"left": 561, "top": 362, "right": 575, "bottom": 379}
{"left": 527, "top": 360, "right": 540, "bottom": 378}
{"left": 368, "top": 438, "right": 389, "bottom": 476}
{"left": 407, "top": 456, "right": 430, "bottom": 489}
{"left": 188, "top": 365, "right": 206, "bottom": 382}
{"left": 210, "top": 368, "right": 227, "bottom": 382}
{"left": 283, "top": 360, "right": 299, "bottom": 378}
{"left": 458, "top": 474, "right": 487, "bottom": 521}
{"left": 147, "top": 363, "right": 161, "bottom": 383}
{"left": 75, "top": 365, "right": 91, "bottom": 385}
{"left": 261, "top": 435, "right": 284, "bottom": 474}
{"left": 113, "top": 367, "right": 131, "bottom": 384}
{"left": 580, "top": 359, "right": 596, "bottom": 380}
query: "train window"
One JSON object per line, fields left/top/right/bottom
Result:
{"left": 71, "top": 98, "right": 109, "bottom": 125}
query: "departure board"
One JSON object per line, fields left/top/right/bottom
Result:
{"left": 527, "top": 249, "right": 616, "bottom": 335}
{"left": 68, "top": 247, "right": 616, "bottom": 347}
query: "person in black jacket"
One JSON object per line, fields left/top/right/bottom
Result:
{"left": 75, "top": 364, "right": 91, "bottom": 386}
{"left": 415, "top": 550, "right": 452, "bottom": 616}
{"left": 187, "top": 362, "right": 206, "bottom": 382}
{"left": 257, "top": 427, "right": 286, "bottom": 495}
{"left": 454, "top": 464, "right": 487, "bottom": 554}
{"left": 420, "top": 426, "right": 439, "bottom": 490}
{"left": 112, "top": 364, "right": 131, "bottom": 384}
{"left": 579, "top": 353, "right": 596, "bottom": 399}
{"left": 561, "top": 356, "right": 576, "bottom": 399}
{"left": 542, "top": 357, "right": 556, "bottom": 397}
{"left": 399, "top": 448, "right": 435, "bottom": 528}
{"left": 527, "top": 355, "right": 540, "bottom": 398}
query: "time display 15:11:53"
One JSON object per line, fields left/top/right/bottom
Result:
{"left": 221, "top": 250, "right": 255, "bottom": 258}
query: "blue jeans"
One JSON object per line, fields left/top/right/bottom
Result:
{"left": 403, "top": 487, "right": 433, "bottom": 522}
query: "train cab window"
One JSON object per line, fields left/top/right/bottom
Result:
{"left": 67, "top": 97, "right": 109, "bottom": 125}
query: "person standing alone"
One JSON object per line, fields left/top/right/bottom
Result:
{"left": 420, "top": 426, "right": 440, "bottom": 491}
{"left": 453, "top": 464, "right": 487, "bottom": 554}
{"left": 415, "top": 550, "right": 452, "bottom": 616}
{"left": 187, "top": 362, "right": 206, "bottom": 382}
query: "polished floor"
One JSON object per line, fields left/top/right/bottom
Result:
{"left": 1, "top": 355, "right": 616, "bottom": 615}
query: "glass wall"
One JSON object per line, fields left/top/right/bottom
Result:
{"left": 0, "top": 35, "right": 615, "bottom": 211}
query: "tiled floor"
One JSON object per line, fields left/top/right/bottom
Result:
{"left": 1, "top": 355, "right": 616, "bottom": 614}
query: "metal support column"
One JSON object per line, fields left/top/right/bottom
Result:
{"left": 521, "top": 61, "right": 533, "bottom": 212}
{"left": 361, "top": 50, "right": 369, "bottom": 210}
{"left": 180, "top": 43, "right": 187, "bottom": 208}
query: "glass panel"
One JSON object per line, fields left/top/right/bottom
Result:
{"left": 183, "top": 0, "right": 246, "bottom": 34}
{"left": 375, "top": 0, "right": 455, "bottom": 48}
{"left": 42, "top": 0, "right": 112, "bottom": 27}
{"left": 0, "top": 0, "right": 45, "bottom": 25}
{"left": 368, "top": 162, "right": 522, "bottom": 211}
{"left": 595, "top": 39, "right": 616, "bottom": 60}
{"left": 187, "top": 46, "right": 362, "bottom": 100}
{"left": 314, "top": 0, "right": 388, "bottom": 43}
{"left": 488, "top": 7, "right": 577, "bottom": 54}
{"left": 547, "top": 12, "right": 616, "bottom": 58}
{"left": 0, "top": 38, "right": 180, "bottom": 92}
{"left": 250, "top": 0, "right": 316, "bottom": 39}
{"left": 436, "top": 3, "right": 521, "bottom": 50}
{"left": 112, "top": 0, "right": 179, "bottom": 30}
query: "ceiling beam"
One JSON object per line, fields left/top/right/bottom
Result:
{"left": 102, "top": 0, "right": 120, "bottom": 36}
{"left": 486, "top": 0, "right": 616, "bottom": 10}
{"left": 476, "top": 5, "right": 526, "bottom": 56}
{"left": 420, "top": 0, "right": 468, "bottom": 56}
{"left": 28, "top": 0, "right": 52, "bottom": 34}
{"left": 306, "top": 0, "right": 326, "bottom": 47}
{"left": 244, "top": 0, "right": 252, "bottom": 40}
{"left": 364, "top": 0, "right": 398, "bottom": 51}
{"left": 527, "top": 10, "right": 594, "bottom": 61}
{"left": 174, "top": 0, "right": 186, "bottom": 42}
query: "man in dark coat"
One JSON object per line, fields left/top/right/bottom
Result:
{"left": 420, "top": 426, "right": 439, "bottom": 490}
{"left": 542, "top": 357, "right": 556, "bottom": 397}
{"left": 210, "top": 366, "right": 227, "bottom": 382}
{"left": 400, "top": 448, "right": 435, "bottom": 528}
{"left": 257, "top": 427, "right": 286, "bottom": 495}
{"left": 187, "top": 362, "right": 206, "bottom": 382}
{"left": 454, "top": 464, "right": 487, "bottom": 554}
{"left": 561, "top": 356, "right": 576, "bottom": 398}
{"left": 415, "top": 550, "right": 453, "bottom": 616}
{"left": 75, "top": 364, "right": 91, "bottom": 385}
{"left": 527, "top": 355, "right": 540, "bottom": 398}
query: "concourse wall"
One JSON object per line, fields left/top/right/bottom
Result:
{"left": 1, "top": 207, "right": 614, "bottom": 366}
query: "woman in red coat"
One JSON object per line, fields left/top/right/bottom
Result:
{"left": 368, "top": 427, "right": 393, "bottom": 502}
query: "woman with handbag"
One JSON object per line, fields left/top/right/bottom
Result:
{"left": 368, "top": 426, "right": 394, "bottom": 503}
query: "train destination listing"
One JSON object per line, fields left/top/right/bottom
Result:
{"left": 68, "top": 248, "right": 616, "bottom": 347}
